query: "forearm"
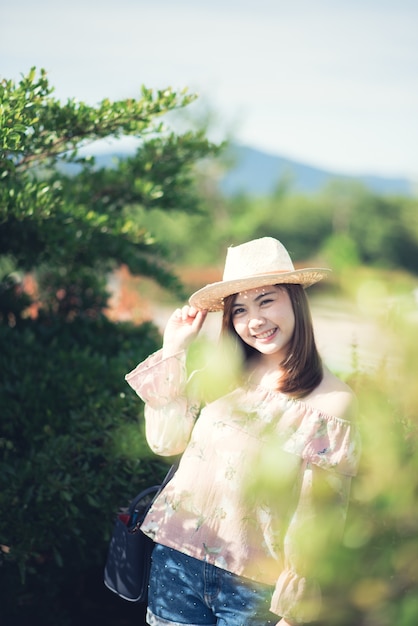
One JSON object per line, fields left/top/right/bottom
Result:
{"left": 125, "top": 349, "right": 200, "bottom": 455}
{"left": 144, "top": 397, "right": 198, "bottom": 456}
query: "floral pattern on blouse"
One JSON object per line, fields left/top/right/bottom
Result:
{"left": 125, "top": 350, "right": 361, "bottom": 623}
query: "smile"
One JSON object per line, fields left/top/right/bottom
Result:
{"left": 254, "top": 328, "right": 277, "bottom": 340}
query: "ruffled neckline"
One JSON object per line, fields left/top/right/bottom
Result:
{"left": 234, "top": 382, "right": 360, "bottom": 476}
{"left": 246, "top": 381, "right": 353, "bottom": 425}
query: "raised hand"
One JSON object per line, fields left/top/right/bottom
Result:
{"left": 162, "top": 305, "right": 208, "bottom": 358}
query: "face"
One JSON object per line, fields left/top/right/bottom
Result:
{"left": 231, "top": 285, "right": 295, "bottom": 362}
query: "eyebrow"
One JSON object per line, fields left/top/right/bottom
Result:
{"left": 232, "top": 290, "right": 277, "bottom": 308}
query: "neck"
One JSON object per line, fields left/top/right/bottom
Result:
{"left": 247, "top": 355, "right": 283, "bottom": 389}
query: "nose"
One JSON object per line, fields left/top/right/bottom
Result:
{"left": 248, "top": 314, "right": 265, "bottom": 330}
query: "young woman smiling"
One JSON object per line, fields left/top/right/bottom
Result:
{"left": 125, "top": 237, "right": 361, "bottom": 626}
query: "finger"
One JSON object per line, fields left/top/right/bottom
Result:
{"left": 187, "top": 305, "right": 199, "bottom": 317}
{"left": 188, "top": 305, "right": 208, "bottom": 319}
{"left": 171, "top": 308, "right": 182, "bottom": 321}
{"left": 193, "top": 309, "right": 208, "bottom": 331}
{"left": 181, "top": 305, "right": 194, "bottom": 321}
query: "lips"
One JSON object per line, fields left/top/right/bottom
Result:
{"left": 253, "top": 328, "right": 277, "bottom": 340}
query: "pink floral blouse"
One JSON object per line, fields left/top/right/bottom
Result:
{"left": 125, "top": 350, "right": 360, "bottom": 623}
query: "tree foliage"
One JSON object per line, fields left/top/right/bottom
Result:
{"left": 0, "top": 67, "right": 220, "bottom": 321}
{"left": 0, "top": 316, "right": 166, "bottom": 623}
{"left": 0, "top": 68, "right": 219, "bottom": 624}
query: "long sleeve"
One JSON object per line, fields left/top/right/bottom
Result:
{"left": 125, "top": 350, "right": 200, "bottom": 456}
{"left": 270, "top": 462, "right": 353, "bottom": 623}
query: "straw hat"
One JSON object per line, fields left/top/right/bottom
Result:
{"left": 189, "top": 237, "right": 330, "bottom": 312}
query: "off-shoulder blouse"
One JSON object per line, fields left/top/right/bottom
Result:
{"left": 125, "top": 350, "right": 360, "bottom": 623}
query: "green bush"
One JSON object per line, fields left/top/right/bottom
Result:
{"left": 0, "top": 315, "right": 167, "bottom": 623}
{"left": 316, "top": 281, "right": 418, "bottom": 626}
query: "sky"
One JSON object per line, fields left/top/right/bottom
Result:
{"left": 2, "top": 0, "right": 418, "bottom": 180}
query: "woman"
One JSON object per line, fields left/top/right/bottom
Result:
{"left": 125, "top": 237, "right": 360, "bottom": 626}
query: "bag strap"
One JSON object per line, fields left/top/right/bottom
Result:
{"left": 127, "top": 460, "right": 180, "bottom": 517}
{"left": 128, "top": 485, "right": 160, "bottom": 514}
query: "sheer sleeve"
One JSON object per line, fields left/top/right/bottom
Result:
{"left": 125, "top": 350, "right": 200, "bottom": 456}
{"left": 270, "top": 461, "right": 353, "bottom": 623}
{"left": 267, "top": 398, "right": 361, "bottom": 623}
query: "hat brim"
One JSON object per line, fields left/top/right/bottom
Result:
{"left": 189, "top": 268, "right": 331, "bottom": 312}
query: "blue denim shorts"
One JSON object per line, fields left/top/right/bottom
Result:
{"left": 147, "top": 543, "right": 277, "bottom": 626}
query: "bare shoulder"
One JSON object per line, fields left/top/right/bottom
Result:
{"left": 304, "top": 366, "right": 358, "bottom": 421}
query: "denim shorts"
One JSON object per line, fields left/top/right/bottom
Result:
{"left": 146, "top": 543, "right": 277, "bottom": 626}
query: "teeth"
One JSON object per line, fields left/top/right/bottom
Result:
{"left": 256, "top": 329, "right": 275, "bottom": 339}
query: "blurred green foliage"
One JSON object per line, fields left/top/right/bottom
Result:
{"left": 142, "top": 178, "right": 418, "bottom": 279}
{"left": 314, "top": 277, "right": 418, "bottom": 626}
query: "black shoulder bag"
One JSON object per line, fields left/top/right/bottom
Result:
{"left": 104, "top": 463, "right": 177, "bottom": 603}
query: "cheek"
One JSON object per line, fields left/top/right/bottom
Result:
{"left": 287, "top": 313, "right": 296, "bottom": 337}
{"left": 280, "top": 308, "right": 295, "bottom": 328}
{"left": 232, "top": 319, "right": 246, "bottom": 336}
{"left": 278, "top": 302, "right": 295, "bottom": 327}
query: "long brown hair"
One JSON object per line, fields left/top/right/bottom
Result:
{"left": 221, "top": 284, "right": 323, "bottom": 398}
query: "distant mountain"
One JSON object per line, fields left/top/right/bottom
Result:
{"left": 220, "top": 144, "right": 415, "bottom": 197}
{"left": 73, "top": 142, "right": 415, "bottom": 197}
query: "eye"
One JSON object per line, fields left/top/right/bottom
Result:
{"left": 232, "top": 306, "right": 246, "bottom": 316}
{"left": 260, "top": 297, "right": 274, "bottom": 306}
